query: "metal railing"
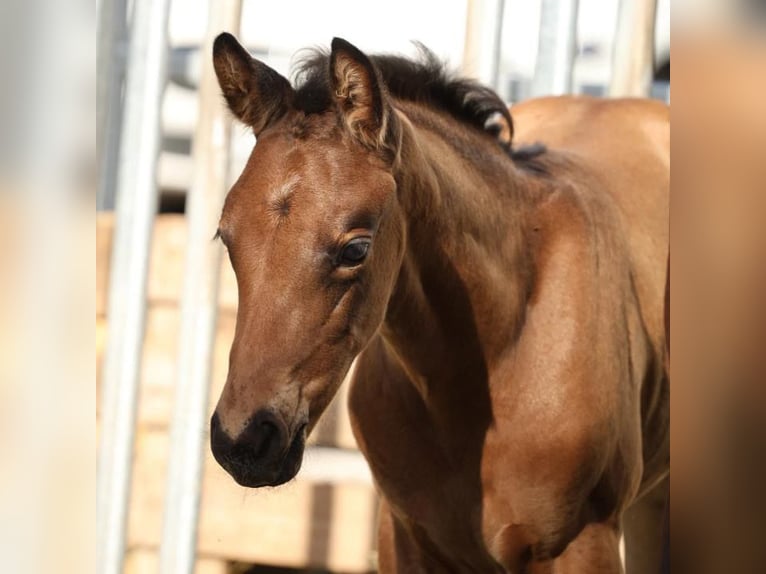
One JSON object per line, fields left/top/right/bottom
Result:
{"left": 96, "top": 1, "right": 173, "bottom": 574}
{"left": 158, "top": 2, "right": 242, "bottom": 573}
{"left": 532, "top": 0, "right": 580, "bottom": 96}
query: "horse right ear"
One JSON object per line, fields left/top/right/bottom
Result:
{"left": 213, "top": 33, "right": 294, "bottom": 135}
{"left": 329, "top": 38, "right": 399, "bottom": 161}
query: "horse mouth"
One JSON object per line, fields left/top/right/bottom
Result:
{"left": 226, "top": 423, "right": 307, "bottom": 488}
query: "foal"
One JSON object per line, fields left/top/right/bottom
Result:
{"left": 208, "top": 34, "right": 669, "bottom": 573}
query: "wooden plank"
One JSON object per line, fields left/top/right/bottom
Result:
{"left": 125, "top": 548, "right": 228, "bottom": 574}
{"left": 139, "top": 305, "right": 233, "bottom": 429}
{"left": 147, "top": 215, "right": 186, "bottom": 305}
{"left": 195, "top": 558, "right": 230, "bottom": 574}
{"left": 96, "top": 213, "right": 238, "bottom": 313}
{"left": 97, "top": 316, "right": 108, "bottom": 409}
{"left": 124, "top": 548, "right": 158, "bottom": 574}
{"left": 128, "top": 430, "right": 378, "bottom": 573}
{"left": 146, "top": 215, "right": 238, "bottom": 310}
{"left": 96, "top": 212, "right": 114, "bottom": 317}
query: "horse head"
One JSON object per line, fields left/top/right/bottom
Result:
{"left": 209, "top": 34, "right": 405, "bottom": 487}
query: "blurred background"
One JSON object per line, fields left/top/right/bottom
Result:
{"left": 97, "top": 0, "right": 670, "bottom": 212}
{"left": 94, "top": 1, "right": 671, "bottom": 574}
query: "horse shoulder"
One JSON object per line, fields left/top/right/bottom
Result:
{"left": 513, "top": 96, "right": 669, "bottom": 455}
{"left": 481, "top": 184, "right": 650, "bottom": 563}
{"left": 515, "top": 98, "right": 670, "bottom": 463}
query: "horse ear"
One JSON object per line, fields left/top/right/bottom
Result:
{"left": 329, "top": 38, "right": 397, "bottom": 156}
{"left": 213, "top": 33, "right": 294, "bottom": 135}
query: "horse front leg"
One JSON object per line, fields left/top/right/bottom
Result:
{"left": 622, "top": 475, "right": 669, "bottom": 574}
{"left": 377, "top": 497, "right": 474, "bottom": 573}
{"left": 527, "top": 521, "right": 624, "bottom": 574}
{"left": 376, "top": 497, "right": 399, "bottom": 572}
{"left": 376, "top": 498, "right": 430, "bottom": 573}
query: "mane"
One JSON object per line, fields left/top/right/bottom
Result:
{"left": 291, "top": 44, "right": 546, "bottom": 164}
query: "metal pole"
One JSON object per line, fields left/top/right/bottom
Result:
{"left": 489, "top": 0, "right": 506, "bottom": 93}
{"left": 609, "top": 0, "right": 657, "bottom": 97}
{"left": 158, "top": 2, "right": 242, "bottom": 573}
{"left": 463, "top": 0, "right": 505, "bottom": 90}
{"left": 96, "top": 0, "right": 171, "bottom": 572}
{"left": 532, "top": 0, "right": 580, "bottom": 96}
{"left": 96, "top": 0, "right": 128, "bottom": 211}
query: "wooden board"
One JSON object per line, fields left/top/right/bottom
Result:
{"left": 124, "top": 548, "right": 228, "bottom": 574}
{"left": 128, "top": 430, "right": 378, "bottom": 573}
{"left": 96, "top": 212, "right": 114, "bottom": 317}
{"left": 96, "top": 213, "right": 238, "bottom": 316}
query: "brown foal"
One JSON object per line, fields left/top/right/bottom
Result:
{"left": 208, "top": 33, "right": 669, "bottom": 573}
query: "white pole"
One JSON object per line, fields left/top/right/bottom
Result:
{"left": 96, "top": 0, "right": 172, "bottom": 573}
{"left": 532, "top": 0, "right": 580, "bottom": 96}
{"left": 96, "top": 0, "right": 128, "bottom": 211}
{"left": 490, "top": 0, "right": 506, "bottom": 92}
{"left": 463, "top": 0, "right": 506, "bottom": 90}
{"left": 609, "top": 0, "right": 657, "bottom": 97}
{"left": 158, "top": 1, "right": 242, "bottom": 573}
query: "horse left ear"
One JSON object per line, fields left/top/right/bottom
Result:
{"left": 329, "top": 38, "right": 397, "bottom": 157}
{"left": 213, "top": 32, "right": 294, "bottom": 135}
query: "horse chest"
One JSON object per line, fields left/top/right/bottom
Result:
{"left": 349, "top": 357, "right": 501, "bottom": 563}
{"left": 349, "top": 338, "right": 632, "bottom": 569}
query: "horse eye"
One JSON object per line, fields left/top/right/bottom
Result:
{"left": 338, "top": 238, "right": 371, "bottom": 267}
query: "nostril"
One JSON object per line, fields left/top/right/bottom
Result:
{"left": 253, "top": 420, "right": 279, "bottom": 458}
{"left": 239, "top": 413, "right": 285, "bottom": 461}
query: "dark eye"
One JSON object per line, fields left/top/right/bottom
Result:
{"left": 338, "top": 237, "right": 371, "bottom": 267}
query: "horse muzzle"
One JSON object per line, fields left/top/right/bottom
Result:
{"left": 210, "top": 410, "right": 306, "bottom": 487}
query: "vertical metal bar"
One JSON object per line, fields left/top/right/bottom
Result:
{"left": 463, "top": 0, "right": 505, "bottom": 90}
{"left": 158, "top": 2, "right": 242, "bottom": 573}
{"left": 96, "top": 0, "right": 171, "bottom": 572}
{"left": 96, "top": 0, "right": 128, "bottom": 211}
{"left": 532, "top": 0, "right": 580, "bottom": 96}
{"left": 489, "top": 0, "right": 507, "bottom": 93}
{"left": 609, "top": 0, "right": 657, "bottom": 97}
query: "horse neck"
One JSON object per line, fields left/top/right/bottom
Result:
{"left": 381, "top": 106, "right": 535, "bottom": 397}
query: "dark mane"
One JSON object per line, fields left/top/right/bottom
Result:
{"left": 292, "top": 44, "right": 546, "bottom": 164}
